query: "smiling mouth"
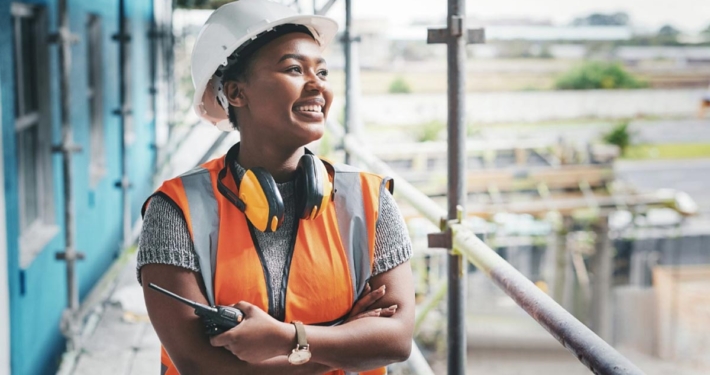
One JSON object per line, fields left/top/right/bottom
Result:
{"left": 293, "top": 105, "right": 324, "bottom": 114}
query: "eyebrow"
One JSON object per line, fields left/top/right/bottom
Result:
{"left": 278, "top": 53, "right": 326, "bottom": 65}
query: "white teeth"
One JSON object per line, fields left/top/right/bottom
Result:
{"left": 294, "top": 105, "right": 322, "bottom": 113}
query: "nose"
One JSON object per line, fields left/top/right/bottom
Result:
{"left": 304, "top": 71, "right": 327, "bottom": 93}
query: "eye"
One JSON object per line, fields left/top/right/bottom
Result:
{"left": 286, "top": 66, "right": 302, "bottom": 74}
{"left": 317, "top": 69, "right": 329, "bottom": 78}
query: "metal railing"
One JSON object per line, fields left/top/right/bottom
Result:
{"left": 343, "top": 135, "right": 646, "bottom": 375}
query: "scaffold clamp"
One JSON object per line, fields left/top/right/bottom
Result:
{"left": 427, "top": 13, "right": 485, "bottom": 44}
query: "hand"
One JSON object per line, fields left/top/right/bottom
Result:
{"left": 344, "top": 283, "right": 398, "bottom": 323}
{"left": 209, "top": 301, "right": 292, "bottom": 363}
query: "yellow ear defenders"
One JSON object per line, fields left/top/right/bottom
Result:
{"left": 295, "top": 154, "right": 333, "bottom": 220}
{"left": 217, "top": 143, "right": 333, "bottom": 232}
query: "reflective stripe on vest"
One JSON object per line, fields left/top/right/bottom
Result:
{"left": 146, "top": 156, "right": 388, "bottom": 375}
{"left": 333, "top": 163, "right": 371, "bottom": 300}
{"left": 181, "top": 165, "right": 220, "bottom": 305}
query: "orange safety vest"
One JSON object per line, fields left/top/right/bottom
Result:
{"left": 144, "top": 154, "right": 391, "bottom": 375}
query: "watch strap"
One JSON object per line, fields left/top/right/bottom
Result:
{"left": 292, "top": 321, "right": 308, "bottom": 348}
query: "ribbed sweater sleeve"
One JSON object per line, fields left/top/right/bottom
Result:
{"left": 372, "top": 189, "right": 413, "bottom": 276}
{"left": 136, "top": 195, "right": 199, "bottom": 285}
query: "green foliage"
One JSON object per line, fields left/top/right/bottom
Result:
{"left": 658, "top": 24, "right": 681, "bottom": 37}
{"left": 572, "top": 12, "right": 629, "bottom": 26}
{"left": 415, "top": 121, "right": 444, "bottom": 142}
{"left": 656, "top": 24, "right": 681, "bottom": 44}
{"left": 555, "top": 61, "right": 647, "bottom": 90}
{"left": 388, "top": 76, "right": 412, "bottom": 94}
{"left": 602, "top": 121, "right": 633, "bottom": 155}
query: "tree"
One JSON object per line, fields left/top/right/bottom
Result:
{"left": 658, "top": 24, "right": 681, "bottom": 37}
{"left": 388, "top": 76, "right": 412, "bottom": 94}
{"left": 555, "top": 61, "right": 646, "bottom": 90}
{"left": 602, "top": 121, "right": 634, "bottom": 155}
{"left": 572, "top": 12, "right": 629, "bottom": 26}
{"left": 656, "top": 24, "right": 681, "bottom": 44}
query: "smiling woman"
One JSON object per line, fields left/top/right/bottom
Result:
{"left": 223, "top": 31, "right": 334, "bottom": 165}
{"left": 137, "top": 1, "right": 415, "bottom": 375}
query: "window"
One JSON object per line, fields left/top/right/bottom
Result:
{"left": 87, "top": 14, "right": 105, "bottom": 186}
{"left": 12, "top": 3, "right": 57, "bottom": 267}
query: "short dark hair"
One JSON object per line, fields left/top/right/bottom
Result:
{"left": 219, "top": 24, "right": 315, "bottom": 130}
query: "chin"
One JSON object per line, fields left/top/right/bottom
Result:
{"left": 302, "top": 126, "right": 325, "bottom": 145}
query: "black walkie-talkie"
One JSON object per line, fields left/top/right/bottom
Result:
{"left": 148, "top": 283, "right": 244, "bottom": 336}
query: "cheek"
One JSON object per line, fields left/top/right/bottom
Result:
{"left": 323, "top": 86, "right": 334, "bottom": 115}
{"left": 257, "top": 79, "right": 301, "bottom": 115}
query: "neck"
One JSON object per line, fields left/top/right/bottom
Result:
{"left": 236, "top": 141, "right": 304, "bottom": 183}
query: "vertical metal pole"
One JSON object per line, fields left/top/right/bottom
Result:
{"left": 343, "top": 0, "right": 353, "bottom": 164}
{"left": 446, "top": 0, "right": 466, "bottom": 373}
{"left": 118, "top": 0, "right": 131, "bottom": 247}
{"left": 56, "top": 0, "right": 80, "bottom": 351}
{"left": 591, "top": 217, "right": 612, "bottom": 341}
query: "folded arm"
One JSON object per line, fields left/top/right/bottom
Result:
{"left": 142, "top": 264, "right": 334, "bottom": 375}
{"left": 306, "top": 260, "right": 415, "bottom": 371}
{"left": 142, "top": 260, "right": 415, "bottom": 374}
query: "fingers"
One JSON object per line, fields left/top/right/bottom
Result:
{"left": 348, "top": 304, "right": 399, "bottom": 322}
{"left": 379, "top": 304, "right": 398, "bottom": 318}
{"left": 234, "top": 301, "right": 254, "bottom": 313}
{"left": 210, "top": 331, "right": 232, "bottom": 347}
{"left": 210, "top": 301, "right": 253, "bottom": 347}
{"left": 352, "top": 285, "right": 386, "bottom": 312}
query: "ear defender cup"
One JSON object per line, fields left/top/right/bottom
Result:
{"left": 239, "top": 167, "right": 285, "bottom": 232}
{"left": 295, "top": 155, "right": 333, "bottom": 220}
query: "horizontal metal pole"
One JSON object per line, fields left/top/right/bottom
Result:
{"left": 156, "top": 120, "right": 201, "bottom": 177}
{"left": 414, "top": 280, "right": 448, "bottom": 334}
{"left": 407, "top": 340, "right": 437, "bottom": 375}
{"left": 343, "top": 134, "right": 646, "bottom": 375}
{"left": 452, "top": 227, "right": 644, "bottom": 374}
{"left": 197, "top": 132, "right": 230, "bottom": 166}
{"left": 343, "top": 135, "right": 446, "bottom": 224}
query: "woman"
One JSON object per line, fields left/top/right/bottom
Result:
{"left": 138, "top": 1, "right": 415, "bottom": 374}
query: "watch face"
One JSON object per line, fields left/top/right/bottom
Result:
{"left": 288, "top": 349, "right": 312, "bottom": 365}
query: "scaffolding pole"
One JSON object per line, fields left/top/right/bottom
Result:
{"left": 115, "top": 0, "right": 132, "bottom": 247}
{"left": 51, "top": 0, "right": 83, "bottom": 352}
{"left": 445, "top": 1, "right": 467, "bottom": 373}
{"left": 343, "top": 0, "right": 354, "bottom": 164}
{"left": 425, "top": 0, "right": 484, "bottom": 372}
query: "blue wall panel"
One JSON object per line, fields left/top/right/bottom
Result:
{"left": 2, "top": 0, "right": 157, "bottom": 373}
{"left": 0, "top": 3, "right": 23, "bottom": 373}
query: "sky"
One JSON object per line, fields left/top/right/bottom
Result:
{"left": 318, "top": 0, "right": 710, "bottom": 33}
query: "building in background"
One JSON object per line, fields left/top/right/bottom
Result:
{"left": 0, "top": 0, "right": 172, "bottom": 374}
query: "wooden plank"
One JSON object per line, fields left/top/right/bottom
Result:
{"left": 402, "top": 165, "right": 614, "bottom": 195}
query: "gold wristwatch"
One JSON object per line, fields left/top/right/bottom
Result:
{"left": 288, "top": 321, "right": 311, "bottom": 365}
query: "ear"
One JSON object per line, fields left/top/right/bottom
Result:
{"left": 224, "top": 80, "right": 248, "bottom": 108}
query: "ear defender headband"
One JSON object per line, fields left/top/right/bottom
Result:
{"left": 217, "top": 143, "right": 334, "bottom": 232}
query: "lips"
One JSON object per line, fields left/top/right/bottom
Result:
{"left": 292, "top": 98, "right": 326, "bottom": 114}
{"left": 293, "top": 104, "right": 323, "bottom": 113}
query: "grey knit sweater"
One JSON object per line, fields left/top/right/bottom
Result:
{"left": 137, "top": 162, "right": 412, "bottom": 319}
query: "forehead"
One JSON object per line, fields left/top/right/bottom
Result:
{"left": 253, "top": 33, "right": 323, "bottom": 62}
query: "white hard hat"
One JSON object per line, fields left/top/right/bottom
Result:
{"left": 191, "top": 0, "right": 339, "bottom": 131}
